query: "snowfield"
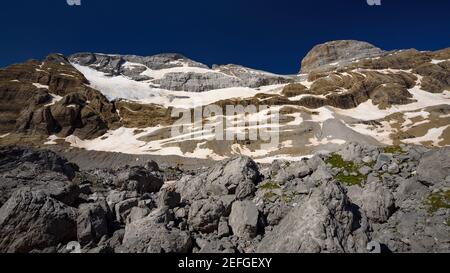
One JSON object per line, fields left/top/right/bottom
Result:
{"left": 73, "top": 64, "right": 285, "bottom": 108}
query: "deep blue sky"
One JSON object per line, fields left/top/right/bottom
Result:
{"left": 1, "top": 0, "right": 449, "bottom": 74}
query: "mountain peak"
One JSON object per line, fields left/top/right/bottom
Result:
{"left": 300, "top": 40, "right": 383, "bottom": 73}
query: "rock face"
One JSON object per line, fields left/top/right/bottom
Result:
{"left": 159, "top": 72, "right": 243, "bottom": 92}
{"left": 417, "top": 147, "right": 450, "bottom": 186}
{"left": 0, "top": 188, "right": 77, "bottom": 253}
{"left": 187, "top": 198, "right": 226, "bottom": 233}
{"left": 174, "top": 156, "right": 260, "bottom": 202}
{"left": 257, "top": 181, "right": 368, "bottom": 253}
{"left": 0, "top": 54, "right": 120, "bottom": 139}
{"left": 0, "top": 146, "right": 79, "bottom": 206}
{"left": 69, "top": 53, "right": 293, "bottom": 92}
{"left": 212, "top": 64, "right": 293, "bottom": 87}
{"left": 122, "top": 210, "right": 192, "bottom": 253}
{"left": 348, "top": 182, "right": 396, "bottom": 223}
{"left": 115, "top": 165, "right": 163, "bottom": 194}
{"left": 77, "top": 202, "right": 110, "bottom": 246}
{"left": 300, "top": 40, "right": 383, "bottom": 73}
{"left": 69, "top": 53, "right": 208, "bottom": 76}
{"left": 229, "top": 201, "right": 259, "bottom": 239}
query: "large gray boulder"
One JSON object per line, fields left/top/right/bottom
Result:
{"left": 257, "top": 181, "right": 369, "bottom": 253}
{"left": 229, "top": 201, "right": 259, "bottom": 239}
{"left": 417, "top": 147, "right": 450, "bottom": 186}
{"left": 115, "top": 165, "right": 163, "bottom": 194}
{"left": 122, "top": 209, "right": 192, "bottom": 253}
{"left": 0, "top": 188, "right": 77, "bottom": 253}
{"left": 0, "top": 146, "right": 79, "bottom": 206}
{"left": 175, "top": 156, "right": 260, "bottom": 202}
{"left": 187, "top": 198, "right": 226, "bottom": 233}
{"left": 77, "top": 202, "right": 110, "bottom": 246}
{"left": 347, "top": 182, "right": 396, "bottom": 223}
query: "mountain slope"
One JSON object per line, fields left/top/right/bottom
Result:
{"left": 0, "top": 40, "right": 449, "bottom": 164}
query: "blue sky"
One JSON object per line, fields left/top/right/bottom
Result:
{"left": 1, "top": 0, "right": 449, "bottom": 74}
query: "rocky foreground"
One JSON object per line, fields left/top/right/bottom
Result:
{"left": 0, "top": 143, "right": 448, "bottom": 253}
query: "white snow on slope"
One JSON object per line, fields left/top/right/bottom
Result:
{"left": 334, "top": 87, "right": 450, "bottom": 121}
{"left": 45, "top": 94, "right": 63, "bottom": 107}
{"left": 122, "top": 61, "right": 232, "bottom": 80}
{"left": 32, "top": 83, "right": 49, "bottom": 89}
{"left": 431, "top": 59, "right": 449, "bottom": 64}
{"left": 73, "top": 64, "right": 285, "bottom": 108}
{"left": 403, "top": 125, "right": 449, "bottom": 146}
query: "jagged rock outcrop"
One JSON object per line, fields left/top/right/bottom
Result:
{"left": 212, "top": 64, "right": 293, "bottom": 87}
{"left": 0, "top": 146, "right": 79, "bottom": 206}
{"left": 122, "top": 208, "right": 192, "bottom": 253}
{"left": 229, "top": 200, "right": 259, "bottom": 239}
{"left": 77, "top": 202, "right": 110, "bottom": 246}
{"left": 416, "top": 147, "right": 450, "bottom": 186}
{"left": 0, "top": 188, "right": 77, "bottom": 253}
{"left": 257, "top": 180, "right": 369, "bottom": 253}
{"left": 69, "top": 53, "right": 208, "bottom": 77}
{"left": 0, "top": 54, "right": 120, "bottom": 139}
{"left": 174, "top": 156, "right": 260, "bottom": 202}
{"left": 187, "top": 198, "right": 226, "bottom": 233}
{"left": 159, "top": 72, "right": 244, "bottom": 92}
{"left": 114, "top": 164, "right": 164, "bottom": 194}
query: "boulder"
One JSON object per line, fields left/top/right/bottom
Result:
{"left": 115, "top": 198, "right": 139, "bottom": 224}
{"left": 229, "top": 201, "right": 259, "bottom": 239}
{"left": 0, "top": 188, "right": 77, "bottom": 253}
{"left": 157, "top": 187, "right": 181, "bottom": 208}
{"left": 187, "top": 198, "right": 226, "bottom": 233}
{"left": 115, "top": 165, "right": 163, "bottom": 194}
{"left": 417, "top": 147, "right": 450, "bottom": 185}
{"left": 77, "top": 202, "right": 109, "bottom": 246}
{"left": 122, "top": 212, "right": 192, "bottom": 253}
{"left": 257, "top": 181, "right": 369, "bottom": 253}
{"left": 348, "top": 182, "right": 396, "bottom": 223}
{"left": 0, "top": 147, "right": 80, "bottom": 207}
{"left": 175, "top": 156, "right": 260, "bottom": 202}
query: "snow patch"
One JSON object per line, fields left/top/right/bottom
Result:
{"left": 403, "top": 125, "right": 449, "bottom": 146}
{"left": 32, "top": 83, "right": 49, "bottom": 89}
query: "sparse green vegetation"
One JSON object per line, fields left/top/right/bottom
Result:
{"left": 326, "top": 153, "right": 367, "bottom": 186}
{"left": 383, "top": 146, "right": 405, "bottom": 154}
{"left": 336, "top": 173, "right": 367, "bottom": 186}
{"left": 263, "top": 191, "right": 277, "bottom": 201}
{"left": 281, "top": 192, "right": 298, "bottom": 204}
{"left": 326, "top": 153, "right": 358, "bottom": 171}
{"left": 425, "top": 190, "right": 450, "bottom": 213}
